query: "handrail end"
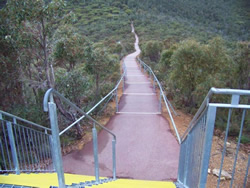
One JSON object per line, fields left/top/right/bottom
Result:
{"left": 43, "top": 88, "right": 54, "bottom": 112}
{"left": 210, "top": 87, "right": 217, "bottom": 93}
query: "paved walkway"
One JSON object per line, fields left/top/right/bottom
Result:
{"left": 63, "top": 28, "right": 180, "bottom": 181}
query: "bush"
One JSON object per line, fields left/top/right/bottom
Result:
{"left": 142, "top": 40, "right": 163, "bottom": 62}
{"left": 168, "top": 38, "right": 233, "bottom": 111}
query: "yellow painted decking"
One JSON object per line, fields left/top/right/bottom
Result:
{"left": 0, "top": 173, "right": 175, "bottom": 188}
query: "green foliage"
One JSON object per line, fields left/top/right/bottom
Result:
{"left": 233, "top": 42, "right": 250, "bottom": 89}
{"left": 0, "top": 0, "right": 126, "bottom": 131}
{"left": 56, "top": 67, "right": 92, "bottom": 105}
{"left": 239, "top": 135, "right": 250, "bottom": 144}
{"left": 85, "top": 47, "right": 120, "bottom": 98}
{"left": 142, "top": 40, "right": 162, "bottom": 62}
{"left": 131, "top": 0, "right": 249, "bottom": 42}
{"left": 168, "top": 38, "right": 233, "bottom": 110}
{"left": 53, "top": 24, "right": 88, "bottom": 71}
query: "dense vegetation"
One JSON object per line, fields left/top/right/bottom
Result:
{"left": 0, "top": 0, "right": 249, "bottom": 142}
{"left": 133, "top": 0, "right": 249, "bottom": 141}
{"left": 0, "top": 0, "right": 134, "bottom": 141}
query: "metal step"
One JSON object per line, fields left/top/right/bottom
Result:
{"left": 0, "top": 184, "right": 32, "bottom": 188}
{"left": 49, "top": 178, "right": 114, "bottom": 188}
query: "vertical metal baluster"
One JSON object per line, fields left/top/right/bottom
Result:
{"left": 6, "top": 122, "right": 20, "bottom": 174}
{"left": 243, "top": 155, "right": 250, "bottom": 188}
{"left": 13, "top": 125, "right": 22, "bottom": 171}
{"left": 122, "top": 77, "right": 125, "bottom": 92}
{"left": 42, "top": 133, "right": 49, "bottom": 171}
{"left": 48, "top": 135, "right": 54, "bottom": 171}
{"left": 166, "top": 97, "right": 178, "bottom": 116}
{"left": 36, "top": 132, "right": 43, "bottom": 170}
{"left": 92, "top": 124, "right": 99, "bottom": 183}
{"left": 22, "top": 127, "right": 30, "bottom": 171}
{"left": 46, "top": 134, "right": 52, "bottom": 171}
{"left": 39, "top": 132, "right": 46, "bottom": 170}
{"left": 116, "top": 89, "right": 118, "bottom": 112}
{"left": 184, "top": 135, "right": 191, "bottom": 185}
{"left": 18, "top": 126, "right": 26, "bottom": 172}
{"left": 30, "top": 129, "right": 40, "bottom": 170}
{"left": 177, "top": 139, "right": 185, "bottom": 183}
{"left": 0, "top": 115, "right": 8, "bottom": 172}
{"left": 112, "top": 138, "right": 116, "bottom": 180}
{"left": 230, "top": 109, "right": 246, "bottom": 187}
{"left": 217, "top": 108, "right": 232, "bottom": 187}
{"left": 26, "top": 128, "right": 34, "bottom": 171}
{"left": 159, "top": 93, "right": 162, "bottom": 112}
{"left": 2, "top": 122, "right": 12, "bottom": 170}
{"left": 33, "top": 130, "right": 42, "bottom": 170}
{"left": 199, "top": 106, "right": 217, "bottom": 188}
{"left": 153, "top": 77, "right": 156, "bottom": 92}
{"left": 0, "top": 138, "right": 7, "bottom": 171}
{"left": 187, "top": 131, "right": 195, "bottom": 187}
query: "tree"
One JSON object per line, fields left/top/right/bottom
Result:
{"left": 85, "top": 47, "right": 120, "bottom": 98}
{"left": 3, "top": 0, "right": 77, "bottom": 88}
{"left": 53, "top": 24, "right": 87, "bottom": 72}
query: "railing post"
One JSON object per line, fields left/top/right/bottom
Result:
{"left": 122, "top": 77, "right": 125, "bottom": 92}
{"left": 48, "top": 101, "right": 65, "bottom": 188}
{"left": 153, "top": 78, "right": 156, "bottom": 92}
{"left": 159, "top": 93, "right": 162, "bottom": 112}
{"left": 199, "top": 105, "right": 217, "bottom": 188}
{"left": 92, "top": 126, "right": 100, "bottom": 183}
{"left": 243, "top": 155, "right": 250, "bottom": 188}
{"left": 6, "top": 122, "right": 20, "bottom": 174}
{"left": 116, "top": 89, "right": 118, "bottom": 112}
{"left": 112, "top": 139, "right": 116, "bottom": 180}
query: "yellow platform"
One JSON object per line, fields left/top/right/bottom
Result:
{"left": 0, "top": 173, "right": 175, "bottom": 188}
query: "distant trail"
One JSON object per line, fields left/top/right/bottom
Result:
{"left": 62, "top": 24, "right": 180, "bottom": 181}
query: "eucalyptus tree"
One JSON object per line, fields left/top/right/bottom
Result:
{"left": 1, "top": 1, "right": 86, "bottom": 131}
{"left": 85, "top": 47, "right": 120, "bottom": 99}
{"left": 3, "top": 0, "right": 70, "bottom": 89}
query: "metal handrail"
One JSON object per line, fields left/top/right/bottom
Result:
{"left": 43, "top": 88, "right": 119, "bottom": 187}
{"left": 177, "top": 88, "right": 250, "bottom": 187}
{"left": 0, "top": 110, "right": 51, "bottom": 132}
{"left": 181, "top": 87, "right": 250, "bottom": 142}
{"left": 43, "top": 88, "right": 116, "bottom": 139}
{"left": 42, "top": 63, "right": 127, "bottom": 187}
{"left": 0, "top": 110, "right": 54, "bottom": 174}
{"left": 137, "top": 58, "right": 181, "bottom": 144}
{"left": 44, "top": 67, "right": 126, "bottom": 136}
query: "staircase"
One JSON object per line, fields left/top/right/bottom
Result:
{"left": 0, "top": 24, "right": 249, "bottom": 188}
{"left": 0, "top": 173, "right": 175, "bottom": 188}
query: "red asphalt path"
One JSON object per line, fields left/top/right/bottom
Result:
{"left": 63, "top": 27, "right": 180, "bottom": 181}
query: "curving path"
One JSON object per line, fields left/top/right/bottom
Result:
{"left": 63, "top": 25, "right": 180, "bottom": 181}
